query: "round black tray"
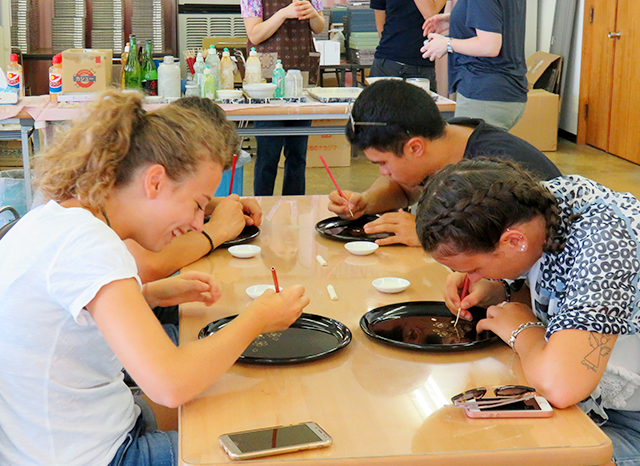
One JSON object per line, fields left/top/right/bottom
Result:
{"left": 360, "top": 301, "right": 499, "bottom": 352}
{"left": 199, "top": 313, "right": 352, "bottom": 364}
{"left": 219, "top": 224, "right": 260, "bottom": 247}
{"left": 315, "top": 215, "right": 392, "bottom": 243}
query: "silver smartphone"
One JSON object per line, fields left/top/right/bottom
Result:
{"left": 218, "top": 421, "right": 333, "bottom": 460}
{"left": 463, "top": 395, "right": 554, "bottom": 419}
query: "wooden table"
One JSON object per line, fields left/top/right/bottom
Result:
{"left": 178, "top": 195, "right": 612, "bottom": 466}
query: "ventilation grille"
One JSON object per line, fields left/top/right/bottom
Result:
{"left": 182, "top": 14, "right": 246, "bottom": 50}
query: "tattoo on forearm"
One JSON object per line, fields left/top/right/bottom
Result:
{"left": 581, "top": 333, "right": 612, "bottom": 372}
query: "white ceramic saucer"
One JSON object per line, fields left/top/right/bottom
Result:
{"left": 246, "top": 284, "right": 283, "bottom": 299}
{"left": 372, "top": 277, "right": 410, "bottom": 294}
{"left": 229, "top": 245, "right": 261, "bottom": 259}
{"left": 345, "top": 241, "right": 379, "bottom": 256}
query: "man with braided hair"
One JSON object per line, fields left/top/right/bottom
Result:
{"left": 415, "top": 158, "right": 640, "bottom": 465}
{"left": 327, "top": 79, "right": 560, "bottom": 247}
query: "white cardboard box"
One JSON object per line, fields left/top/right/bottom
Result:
{"left": 315, "top": 40, "right": 340, "bottom": 66}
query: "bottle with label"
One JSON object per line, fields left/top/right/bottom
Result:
{"left": 205, "top": 45, "right": 222, "bottom": 91}
{"left": 120, "top": 42, "right": 130, "bottom": 90}
{"left": 284, "top": 69, "right": 297, "bottom": 98}
{"left": 141, "top": 40, "right": 158, "bottom": 96}
{"left": 272, "top": 59, "right": 285, "bottom": 98}
{"left": 244, "top": 47, "right": 262, "bottom": 84}
{"left": 7, "top": 54, "right": 24, "bottom": 99}
{"left": 157, "top": 55, "right": 181, "bottom": 98}
{"left": 48, "top": 53, "right": 63, "bottom": 102}
{"left": 220, "top": 48, "right": 235, "bottom": 90}
{"left": 123, "top": 35, "right": 142, "bottom": 90}
{"left": 201, "top": 66, "right": 216, "bottom": 99}
{"left": 193, "top": 51, "right": 206, "bottom": 91}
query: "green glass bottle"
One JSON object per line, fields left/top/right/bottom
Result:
{"left": 124, "top": 34, "right": 142, "bottom": 90}
{"left": 141, "top": 40, "right": 158, "bottom": 95}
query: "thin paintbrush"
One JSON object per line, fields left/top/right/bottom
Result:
{"left": 319, "top": 155, "right": 354, "bottom": 218}
{"left": 454, "top": 275, "right": 471, "bottom": 327}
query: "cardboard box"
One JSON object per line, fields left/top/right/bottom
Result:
{"left": 509, "top": 89, "right": 560, "bottom": 151}
{"left": 278, "top": 119, "right": 351, "bottom": 168}
{"left": 62, "top": 49, "right": 113, "bottom": 93}
{"left": 526, "top": 51, "right": 563, "bottom": 94}
{"left": 314, "top": 40, "right": 341, "bottom": 66}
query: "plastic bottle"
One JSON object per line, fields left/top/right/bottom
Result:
{"left": 120, "top": 42, "right": 130, "bottom": 90}
{"left": 272, "top": 59, "right": 285, "bottom": 98}
{"left": 205, "top": 45, "right": 222, "bottom": 91}
{"left": 244, "top": 47, "right": 262, "bottom": 84}
{"left": 123, "top": 35, "right": 142, "bottom": 90}
{"left": 220, "top": 48, "right": 235, "bottom": 90}
{"left": 290, "top": 69, "right": 303, "bottom": 97}
{"left": 284, "top": 70, "right": 297, "bottom": 98}
{"left": 201, "top": 66, "right": 216, "bottom": 99}
{"left": 7, "top": 54, "right": 24, "bottom": 99}
{"left": 193, "top": 51, "right": 205, "bottom": 91}
{"left": 48, "top": 53, "right": 63, "bottom": 102}
{"left": 141, "top": 40, "right": 158, "bottom": 96}
{"left": 157, "top": 55, "right": 181, "bottom": 98}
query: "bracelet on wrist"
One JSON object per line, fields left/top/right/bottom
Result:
{"left": 507, "top": 321, "right": 546, "bottom": 352}
{"left": 202, "top": 230, "right": 215, "bottom": 255}
{"left": 498, "top": 279, "right": 511, "bottom": 302}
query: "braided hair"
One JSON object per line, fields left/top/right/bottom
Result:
{"left": 416, "top": 158, "right": 565, "bottom": 256}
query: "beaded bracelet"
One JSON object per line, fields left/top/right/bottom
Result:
{"left": 202, "top": 231, "right": 215, "bottom": 255}
{"left": 507, "top": 321, "right": 546, "bottom": 352}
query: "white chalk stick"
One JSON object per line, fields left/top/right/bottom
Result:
{"left": 316, "top": 255, "right": 328, "bottom": 266}
{"left": 327, "top": 284, "right": 338, "bottom": 301}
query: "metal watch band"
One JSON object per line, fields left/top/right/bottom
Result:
{"left": 507, "top": 321, "right": 546, "bottom": 352}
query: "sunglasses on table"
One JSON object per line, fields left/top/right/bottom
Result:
{"left": 450, "top": 385, "right": 536, "bottom": 409}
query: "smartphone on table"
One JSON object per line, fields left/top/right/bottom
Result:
{"left": 464, "top": 396, "right": 554, "bottom": 419}
{"left": 218, "top": 421, "right": 333, "bottom": 460}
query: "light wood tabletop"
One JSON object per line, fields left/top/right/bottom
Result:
{"left": 179, "top": 195, "right": 612, "bottom": 466}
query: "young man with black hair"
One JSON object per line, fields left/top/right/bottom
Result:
{"left": 328, "top": 79, "right": 560, "bottom": 247}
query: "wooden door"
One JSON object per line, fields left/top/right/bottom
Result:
{"left": 608, "top": 0, "right": 640, "bottom": 163}
{"left": 578, "top": 0, "right": 640, "bottom": 163}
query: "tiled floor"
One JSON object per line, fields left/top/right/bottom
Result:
{"left": 242, "top": 137, "right": 640, "bottom": 199}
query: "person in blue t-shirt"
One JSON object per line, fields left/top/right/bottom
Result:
{"left": 420, "top": 0, "right": 528, "bottom": 130}
{"left": 369, "top": 0, "right": 445, "bottom": 90}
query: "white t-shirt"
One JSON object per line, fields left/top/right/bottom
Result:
{"left": 0, "top": 201, "right": 141, "bottom": 466}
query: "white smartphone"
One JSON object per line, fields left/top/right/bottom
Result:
{"left": 218, "top": 421, "right": 333, "bottom": 460}
{"left": 463, "top": 396, "right": 554, "bottom": 419}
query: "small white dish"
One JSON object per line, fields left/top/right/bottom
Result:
{"left": 372, "top": 277, "right": 410, "bottom": 294}
{"left": 228, "top": 245, "right": 261, "bottom": 259}
{"left": 246, "top": 284, "right": 283, "bottom": 299}
{"left": 243, "top": 83, "right": 277, "bottom": 99}
{"left": 216, "top": 89, "right": 243, "bottom": 100}
{"left": 345, "top": 241, "right": 379, "bottom": 256}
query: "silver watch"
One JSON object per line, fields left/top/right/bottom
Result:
{"left": 447, "top": 38, "right": 453, "bottom": 54}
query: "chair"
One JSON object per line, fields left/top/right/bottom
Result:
{"left": 0, "top": 206, "right": 20, "bottom": 240}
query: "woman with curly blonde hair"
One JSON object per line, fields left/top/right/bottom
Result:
{"left": 0, "top": 90, "right": 309, "bottom": 466}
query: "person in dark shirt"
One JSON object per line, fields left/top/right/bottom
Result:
{"left": 327, "top": 80, "right": 560, "bottom": 247}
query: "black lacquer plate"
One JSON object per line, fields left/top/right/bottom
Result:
{"left": 315, "top": 215, "right": 392, "bottom": 243}
{"left": 220, "top": 224, "right": 261, "bottom": 247}
{"left": 199, "top": 313, "right": 352, "bottom": 364}
{"left": 360, "top": 301, "right": 499, "bottom": 352}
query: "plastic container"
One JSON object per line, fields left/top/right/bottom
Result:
{"left": 284, "top": 70, "right": 299, "bottom": 98}
{"left": 272, "top": 59, "right": 285, "bottom": 98}
{"left": 184, "top": 82, "right": 200, "bottom": 97}
{"left": 290, "top": 69, "right": 303, "bottom": 97}
{"left": 7, "top": 54, "right": 24, "bottom": 99}
{"left": 0, "top": 169, "right": 29, "bottom": 219}
{"left": 193, "top": 51, "right": 205, "bottom": 89}
{"left": 48, "top": 53, "right": 63, "bottom": 102}
{"left": 158, "top": 55, "right": 181, "bottom": 98}
{"left": 220, "top": 48, "right": 235, "bottom": 90}
{"left": 201, "top": 66, "right": 216, "bottom": 99}
{"left": 244, "top": 47, "right": 262, "bottom": 84}
{"left": 205, "top": 45, "right": 222, "bottom": 91}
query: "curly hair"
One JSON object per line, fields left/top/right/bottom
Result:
{"left": 415, "top": 158, "right": 565, "bottom": 256}
{"left": 35, "top": 90, "right": 234, "bottom": 215}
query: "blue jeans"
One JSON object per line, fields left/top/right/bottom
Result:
{"left": 602, "top": 409, "right": 640, "bottom": 465}
{"left": 369, "top": 58, "right": 437, "bottom": 91}
{"left": 253, "top": 120, "right": 311, "bottom": 196}
{"left": 108, "top": 408, "right": 178, "bottom": 466}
